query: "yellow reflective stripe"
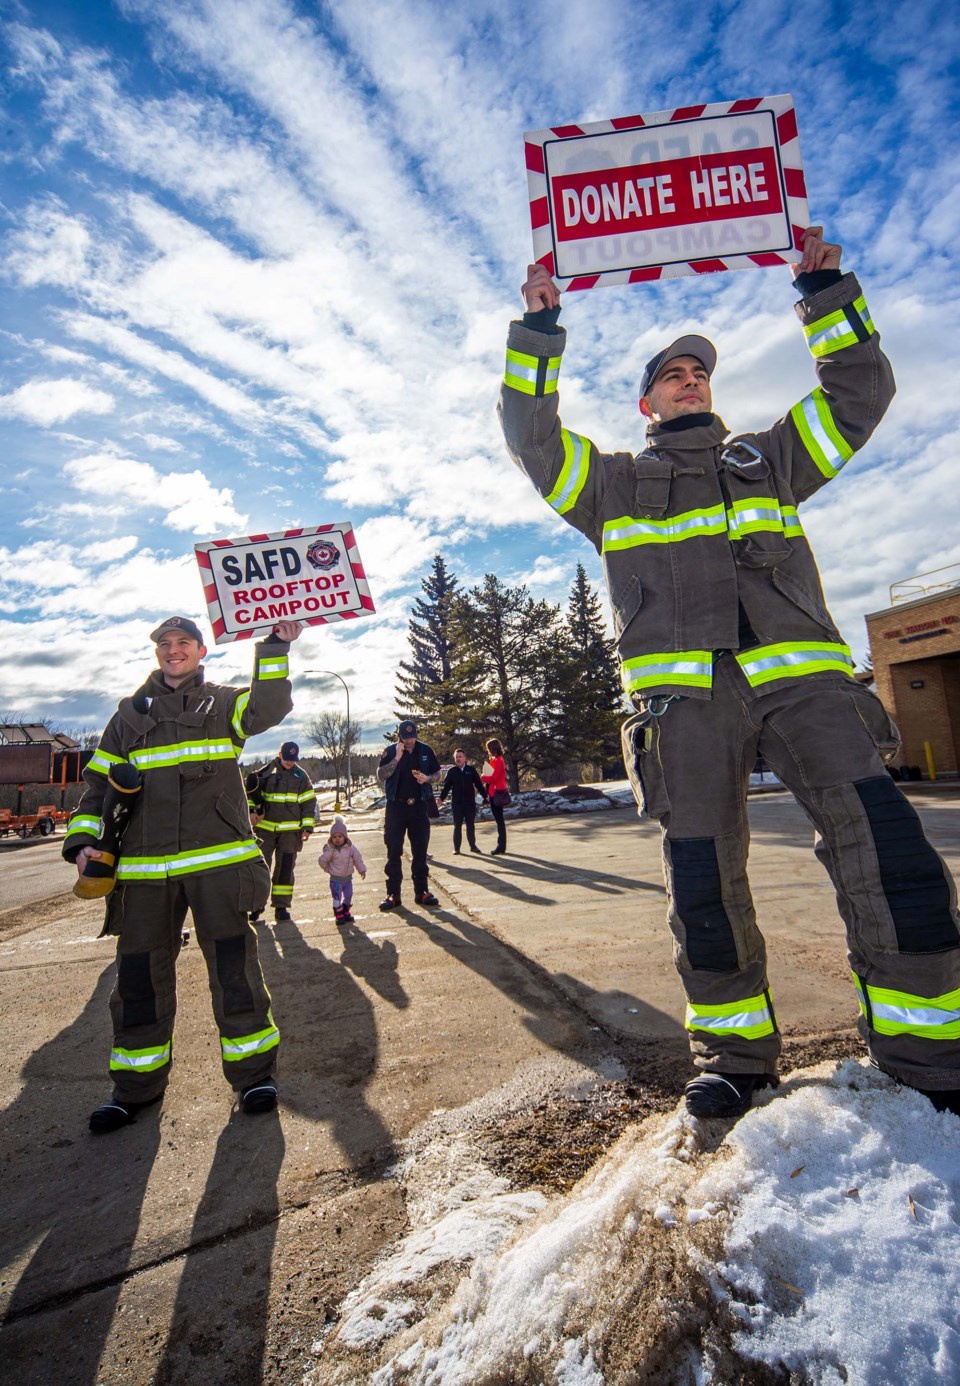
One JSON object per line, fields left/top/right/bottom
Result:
{"left": 231, "top": 691, "right": 250, "bottom": 739}
{"left": 117, "top": 839, "right": 262, "bottom": 880}
{"left": 298, "top": 790, "right": 316, "bottom": 802}
{"left": 256, "top": 819, "right": 303, "bottom": 832}
{"left": 262, "top": 792, "right": 301, "bottom": 803}
{"left": 503, "top": 348, "right": 561, "bottom": 396}
{"left": 110, "top": 1041, "right": 171, "bottom": 1072}
{"left": 129, "top": 740, "right": 238, "bottom": 769}
{"left": 685, "top": 993, "right": 776, "bottom": 1040}
{"left": 86, "top": 749, "right": 127, "bottom": 776}
{"left": 854, "top": 975, "right": 960, "bottom": 1040}
{"left": 221, "top": 1024, "right": 280, "bottom": 1061}
{"left": 736, "top": 641, "right": 854, "bottom": 688}
{"left": 272, "top": 884, "right": 293, "bottom": 897}
{"left": 604, "top": 504, "right": 726, "bottom": 551}
{"left": 621, "top": 650, "right": 713, "bottom": 693}
{"left": 65, "top": 815, "right": 100, "bottom": 839}
{"left": 545, "top": 429, "right": 591, "bottom": 514}
{"left": 782, "top": 505, "right": 804, "bottom": 537}
{"left": 790, "top": 388, "right": 855, "bottom": 479}
{"left": 804, "top": 296, "right": 874, "bottom": 357}
{"left": 257, "top": 657, "right": 288, "bottom": 681}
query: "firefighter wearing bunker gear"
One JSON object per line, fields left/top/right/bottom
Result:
{"left": 249, "top": 744, "right": 316, "bottom": 920}
{"left": 63, "top": 633, "right": 296, "bottom": 1110}
{"left": 499, "top": 254, "right": 960, "bottom": 1102}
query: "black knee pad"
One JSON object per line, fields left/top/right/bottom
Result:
{"left": 670, "top": 838, "right": 739, "bottom": 971}
{"left": 117, "top": 951, "right": 157, "bottom": 1027}
{"left": 216, "top": 935, "right": 256, "bottom": 1016}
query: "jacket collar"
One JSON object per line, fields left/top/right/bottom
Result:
{"left": 118, "top": 668, "right": 209, "bottom": 733}
{"left": 642, "top": 415, "right": 730, "bottom": 454}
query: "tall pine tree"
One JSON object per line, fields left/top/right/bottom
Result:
{"left": 559, "top": 563, "right": 625, "bottom": 778}
{"left": 394, "top": 554, "right": 464, "bottom": 750}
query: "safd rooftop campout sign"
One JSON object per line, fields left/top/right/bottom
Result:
{"left": 525, "top": 93, "right": 809, "bottom": 289}
{"left": 195, "top": 523, "right": 375, "bottom": 644}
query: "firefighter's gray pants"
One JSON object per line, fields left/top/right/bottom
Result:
{"left": 622, "top": 655, "right": 960, "bottom": 1091}
{"left": 256, "top": 831, "right": 300, "bottom": 913}
{"left": 103, "top": 859, "right": 277, "bottom": 1103}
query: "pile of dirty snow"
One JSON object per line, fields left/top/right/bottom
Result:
{"left": 306, "top": 1058, "right": 960, "bottom": 1385}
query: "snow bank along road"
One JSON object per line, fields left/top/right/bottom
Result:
{"left": 0, "top": 792, "right": 957, "bottom": 1384}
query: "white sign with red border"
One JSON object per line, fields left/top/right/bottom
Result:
{"left": 195, "top": 523, "right": 375, "bottom": 645}
{"left": 525, "top": 94, "right": 809, "bottom": 291}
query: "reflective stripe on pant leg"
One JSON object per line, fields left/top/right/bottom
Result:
{"left": 270, "top": 850, "right": 296, "bottom": 907}
{"left": 686, "top": 988, "right": 778, "bottom": 1042}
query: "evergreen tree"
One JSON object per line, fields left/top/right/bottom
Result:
{"left": 394, "top": 555, "right": 463, "bottom": 747}
{"left": 559, "top": 563, "right": 625, "bottom": 777}
{"left": 455, "top": 574, "right": 570, "bottom": 790}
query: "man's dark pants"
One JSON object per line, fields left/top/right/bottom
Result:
{"left": 452, "top": 804, "right": 478, "bottom": 852}
{"left": 384, "top": 800, "right": 430, "bottom": 898}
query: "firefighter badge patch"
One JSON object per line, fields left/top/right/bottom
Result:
{"left": 306, "top": 540, "right": 341, "bottom": 571}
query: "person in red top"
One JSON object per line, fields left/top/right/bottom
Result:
{"left": 481, "top": 738, "right": 509, "bottom": 855}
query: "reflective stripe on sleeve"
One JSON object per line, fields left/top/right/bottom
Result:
{"left": 221, "top": 1024, "right": 280, "bottom": 1061}
{"left": 86, "top": 749, "right": 128, "bottom": 776}
{"left": 790, "top": 388, "right": 855, "bottom": 480}
{"left": 231, "top": 691, "right": 250, "bottom": 740}
{"left": 110, "top": 1041, "right": 171, "bottom": 1073}
{"left": 603, "top": 504, "right": 726, "bottom": 551}
{"left": 621, "top": 650, "right": 713, "bottom": 695}
{"left": 545, "top": 430, "right": 592, "bottom": 515}
{"left": 257, "top": 657, "right": 289, "bottom": 681}
{"left": 685, "top": 993, "right": 777, "bottom": 1041}
{"left": 854, "top": 975, "right": 960, "bottom": 1040}
{"left": 503, "top": 348, "right": 561, "bottom": 396}
{"left": 255, "top": 819, "right": 303, "bottom": 833}
{"left": 803, "top": 296, "right": 874, "bottom": 357}
{"left": 736, "top": 641, "right": 854, "bottom": 688}
{"left": 65, "top": 814, "right": 101, "bottom": 840}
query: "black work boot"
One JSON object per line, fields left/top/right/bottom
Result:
{"left": 241, "top": 1077, "right": 278, "bottom": 1114}
{"left": 89, "top": 1092, "right": 163, "bottom": 1134}
{"left": 684, "top": 1071, "right": 777, "bottom": 1119}
{"left": 274, "top": 907, "right": 292, "bottom": 923}
{"left": 917, "top": 1087, "right": 960, "bottom": 1117}
{"left": 379, "top": 895, "right": 401, "bottom": 911}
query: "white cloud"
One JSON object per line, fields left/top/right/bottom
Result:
{"left": 0, "top": 378, "right": 115, "bottom": 425}
{"left": 61, "top": 453, "right": 246, "bottom": 534}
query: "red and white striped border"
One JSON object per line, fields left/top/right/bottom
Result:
{"left": 194, "top": 523, "right": 376, "bottom": 645}
{"left": 525, "top": 94, "right": 808, "bottom": 291}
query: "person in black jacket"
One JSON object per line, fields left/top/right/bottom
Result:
{"left": 438, "top": 748, "right": 487, "bottom": 854}
{"left": 376, "top": 719, "right": 442, "bottom": 910}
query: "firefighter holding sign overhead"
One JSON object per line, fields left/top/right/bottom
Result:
{"left": 499, "top": 227, "right": 960, "bottom": 1119}
{"left": 63, "top": 615, "right": 302, "bottom": 1133}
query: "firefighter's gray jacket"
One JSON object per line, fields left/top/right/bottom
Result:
{"left": 498, "top": 272, "right": 895, "bottom": 701}
{"left": 63, "top": 638, "right": 294, "bottom": 880}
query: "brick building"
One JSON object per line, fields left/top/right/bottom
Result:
{"left": 864, "top": 583, "right": 960, "bottom": 777}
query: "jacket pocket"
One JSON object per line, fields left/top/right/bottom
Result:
{"left": 771, "top": 568, "right": 839, "bottom": 633}
{"left": 842, "top": 683, "right": 902, "bottom": 763}
{"left": 620, "top": 710, "right": 670, "bottom": 820}
{"left": 611, "top": 572, "right": 644, "bottom": 645}
{"left": 632, "top": 456, "right": 673, "bottom": 518}
{"left": 216, "top": 791, "right": 254, "bottom": 838}
{"left": 722, "top": 445, "right": 792, "bottom": 569}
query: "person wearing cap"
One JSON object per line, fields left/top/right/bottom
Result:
{"left": 499, "top": 227, "right": 960, "bottom": 1121}
{"left": 376, "top": 719, "right": 442, "bottom": 910}
{"left": 62, "top": 615, "right": 303, "bottom": 1132}
{"left": 247, "top": 740, "right": 316, "bottom": 923}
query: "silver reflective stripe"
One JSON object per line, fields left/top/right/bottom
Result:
{"left": 685, "top": 1003, "right": 771, "bottom": 1031}
{"left": 545, "top": 430, "right": 590, "bottom": 515}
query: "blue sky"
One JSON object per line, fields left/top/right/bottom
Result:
{"left": 1, "top": 0, "right": 959, "bottom": 756}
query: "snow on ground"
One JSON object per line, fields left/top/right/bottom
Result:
{"left": 310, "top": 1058, "right": 960, "bottom": 1385}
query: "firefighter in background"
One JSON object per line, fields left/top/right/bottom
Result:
{"left": 249, "top": 741, "right": 316, "bottom": 923}
{"left": 63, "top": 615, "right": 302, "bottom": 1133}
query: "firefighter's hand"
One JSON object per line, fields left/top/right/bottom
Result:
{"left": 793, "top": 225, "right": 842, "bottom": 277}
{"left": 360, "top": 871, "right": 366, "bottom": 880}
{"left": 301, "top": 830, "right": 311, "bottom": 843}
{"left": 273, "top": 620, "right": 303, "bottom": 642}
{"left": 521, "top": 263, "right": 561, "bottom": 312}
{"left": 75, "top": 846, "right": 103, "bottom": 877}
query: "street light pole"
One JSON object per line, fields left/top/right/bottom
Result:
{"left": 304, "top": 670, "right": 353, "bottom": 807}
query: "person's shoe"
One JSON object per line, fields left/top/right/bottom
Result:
{"left": 917, "top": 1087, "right": 960, "bottom": 1116}
{"left": 489, "top": 846, "right": 505, "bottom": 855}
{"left": 684, "top": 1071, "right": 776, "bottom": 1119}
{"left": 181, "top": 929, "right": 190, "bottom": 946}
{"left": 416, "top": 890, "right": 439, "bottom": 907}
{"left": 89, "top": 1092, "right": 163, "bottom": 1135}
{"left": 469, "top": 845, "right": 483, "bottom": 854}
{"left": 379, "top": 894, "right": 401, "bottom": 911}
{"left": 274, "top": 907, "right": 292, "bottom": 923}
{"left": 453, "top": 849, "right": 461, "bottom": 855}
{"left": 241, "top": 1077, "right": 278, "bottom": 1114}
{"left": 340, "top": 910, "right": 355, "bottom": 924}
{"left": 249, "top": 910, "right": 262, "bottom": 923}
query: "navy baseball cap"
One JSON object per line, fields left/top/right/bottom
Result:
{"left": 150, "top": 615, "right": 205, "bottom": 644}
{"left": 280, "top": 741, "right": 299, "bottom": 759}
{"left": 639, "top": 334, "right": 717, "bottom": 400}
{"left": 398, "top": 719, "right": 418, "bottom": 738}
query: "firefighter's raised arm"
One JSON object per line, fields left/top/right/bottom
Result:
{"left": 521, "top": 263, "right": 562, "bottom": 312}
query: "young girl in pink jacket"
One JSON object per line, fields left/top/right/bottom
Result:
{"left": 318, "top": 817, "right": 367, "bottom": 924}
